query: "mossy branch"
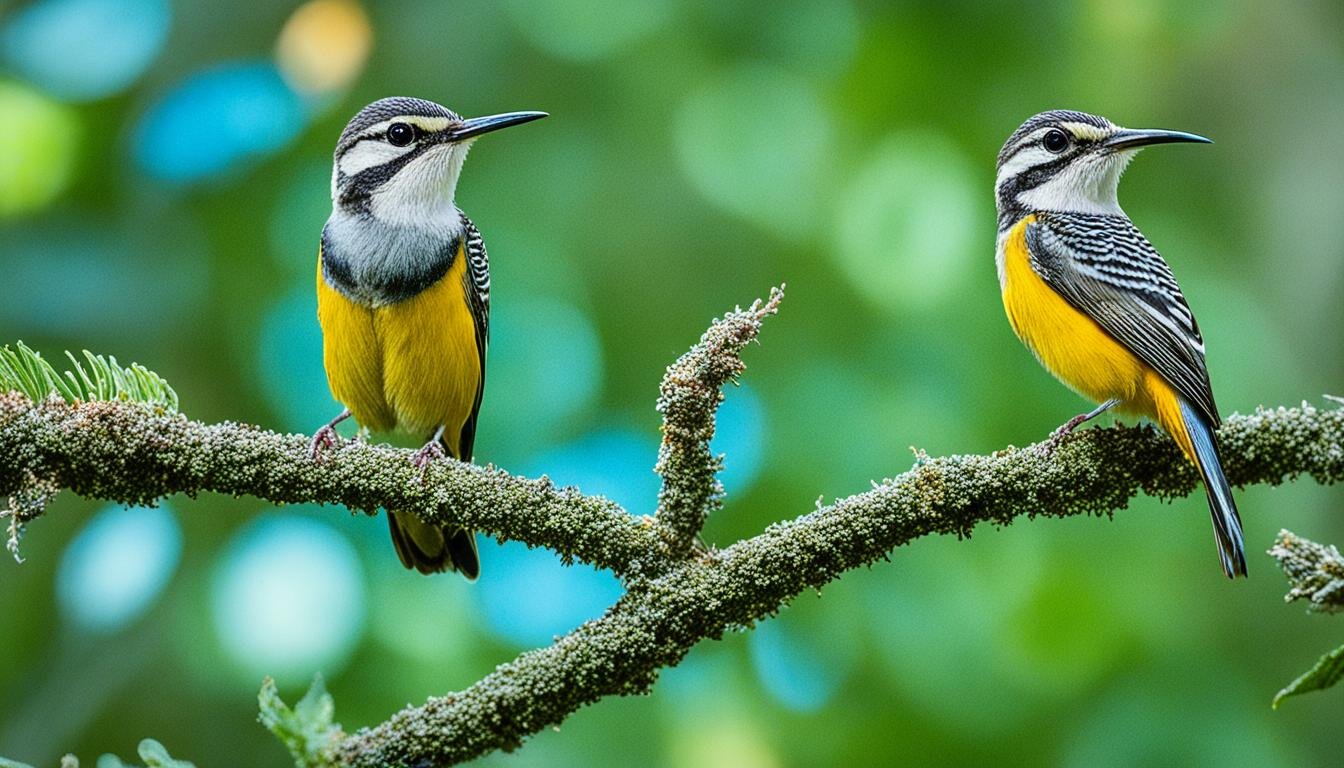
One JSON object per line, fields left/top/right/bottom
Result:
{"left": 2, "top": 291, "right": 1343, "bottom": 766}
{"left": 653, "top": 285, "right": 783, "bottom": 555}
{"left": 0, "top": 394, "right": 663, "bottom": 578}
{"left": 1269, "top": 529, "right": 1344, "bottom": 613}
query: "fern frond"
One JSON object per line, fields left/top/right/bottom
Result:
{"left": 0, "top": 342, "right": 178, "bottom": 411}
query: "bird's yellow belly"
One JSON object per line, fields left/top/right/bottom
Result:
{"left": 999, "top": 216, "right": 1196, "bottom": 458}
{"left": 316, "top": 252, "right": 481, "bottom": 456}
{"left": 999, "top": 215, "right": 1152, "bottom": 414}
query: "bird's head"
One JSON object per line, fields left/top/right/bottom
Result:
{"left": 330, "top": 96, "right": 546, "bottom": 226}
{"left": 994, "top": 109, "right": 1210, "bottom": 224}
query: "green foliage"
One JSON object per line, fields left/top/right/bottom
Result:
{"left": 0, "top": 740, "right": 196, "bottom": 768}
{"left": 1273, "top": 644, "right": 1344, "bottom": 709}
{"left": 259, "top": 675, "right": 342, "bottom": 768}
{"left": 0, "top": 342, "right": 177, "bottom": 411}
{"left": 1269, "top": 530, "right": 1344, "bottom": 707}
{"left": 91, "top": 739, "right": 195, "bottom": 768}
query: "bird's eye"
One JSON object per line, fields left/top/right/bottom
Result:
{"left": 1043, "top": 129, "right": 1070, "bottom": 153}
{"left": 387, "top": 122, "right": 416, "bottom": 147}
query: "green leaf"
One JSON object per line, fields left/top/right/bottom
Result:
{"left": 1273, "top": 643, "right": 1344, "bottom": 708}
{"left": 136, "top": 739, "right": 195, "bottom": 768}
{"left": 259, "top": 675, "right": 342, "bottom": 768}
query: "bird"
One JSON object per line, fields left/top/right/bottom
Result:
{"left": 993, "top": 109, "right": 1247, "bottom": 578}
{"left": 310, "top": 97, "right": 546, "bottom": 578}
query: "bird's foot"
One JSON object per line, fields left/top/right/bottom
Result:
{"left": 412, "top": 438, "right": 446, "bottom": 482}
{"left": 309, "top": 409, "right": 352, "bottom": 461}
{"left": 1042, "top": 413, "right": 1090, "bottom": 454}
{"left": 1041, "top": 399, "right": 1120, "bottom": 456}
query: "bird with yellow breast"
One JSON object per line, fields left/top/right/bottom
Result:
{"left": 994, "top": 109, "right": 1247, "bottom": 578}
{"left": 311, "top": 97, "right": 546, "bottom": 579}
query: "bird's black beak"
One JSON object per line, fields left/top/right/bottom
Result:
{"left": 1104, "top": 128, "right": 1212, "bottom": 150}
{"left": 447, "top": 111, "right": 548, "bottom": 142}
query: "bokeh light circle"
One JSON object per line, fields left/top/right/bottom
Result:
{"left": 747, "top": 607, "right": 857, "bottom": 713}
{"left": 56, "top": 504, "right": 182, "bottom": 633}
{"left": 276, "top": 0, "right": 373, "bottom": 96}
{"left": 134, "top": 61, "right": 306, "bottom": 182}
{"left": 834, "top": 131, "right": 985, "bottom": 311}
{"left": 481, "top": 296, "right": 604, "bottom": 445}
{"left": 476, "top": 542, "right": 623, "bottom": 649}
{"left": 711, "top": 383, "right": 767, "bottom": 496}
{"left": 520, "top": 428, "right": 657, "bottom": 514}
{"left": 476, "top": 428, "right": 647, "bottom": 647}
{"left": 0, "top": 81, "right": 79, "bottom": 217}
{"left": 675, "top": 65, "right": 834, "bottom": 239}
{"left": 210, "top": 516, "right": 365, "bottom": 679}
{"left": 503, "top": 0, "right": 673, "bottom": 62}
{"left": 0, "top": 0, "right": 169, "bottom": 102}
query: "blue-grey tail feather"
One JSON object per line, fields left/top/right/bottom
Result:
{"left": 1178, "top": 398, "right": 1247, "bottom": 578}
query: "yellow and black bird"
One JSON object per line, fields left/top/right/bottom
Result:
{"left": 311, "top": 97, "right": 545, "bottom": 578}
{"left": 994, "top": 109, "right": 1247, "bottom": 578}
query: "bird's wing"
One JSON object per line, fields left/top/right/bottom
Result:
{"left": 1025, "top": 212, "right": 1219, "bottom": 425}
{"left": 456, "top": 215, "right": 491, "bottom": 459}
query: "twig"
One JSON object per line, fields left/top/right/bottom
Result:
{"left": 1269, "top": 529, "right": 1344, "bottom": 613}
{"left": 653, "top": 285, "right": 784, "bottom": 554}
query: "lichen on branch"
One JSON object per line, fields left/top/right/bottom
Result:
{"left": 653, "top": 285, "right": 784, "bottom": 554}
{"left": 1270, "top": 529, "right": 1344, "bottom": 613}
{"left": 0, "top": 394, "right": 664, "bottom": 580}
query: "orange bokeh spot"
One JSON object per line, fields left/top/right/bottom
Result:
{"left": 275, "top": 0, "right": 373, "bottom": 95}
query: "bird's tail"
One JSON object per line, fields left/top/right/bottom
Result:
{"left": 387, "top": 432, "right": 480, "bottom": 580}
{"left": 388, "top": 511, "right": 480, "bottom": 579}
{"left": 1177, "top": 397, "right": 1247, "bottom": 579}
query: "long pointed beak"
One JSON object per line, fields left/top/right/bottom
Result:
{"left": 447, "top": 111, "right": 548, "bottom": 142}
{"left": 1104, "top": 128, "right": 1212, "bottom": 150}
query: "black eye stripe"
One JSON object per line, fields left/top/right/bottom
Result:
{"left": 998, "top": 133, "right": 1055, "bottom": 165}
{"left": 338, "top": 120, "right": 435, "bottom": 155}
{"left": 337, "top": 141, "right": 438, "bottom": 212}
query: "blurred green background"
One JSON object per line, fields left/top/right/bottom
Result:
{"left": 2, "top": 0, "right": 1342, "bottom": 765}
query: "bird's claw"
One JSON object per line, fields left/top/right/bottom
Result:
{"left": 1042, "top": 412, "right": 1090, "bottom": 455}
{"left": 412, "top": 440, "right": 445, "bottom": 481}
{"left": 309, "top": 424, "right": 341, "bottom": 461}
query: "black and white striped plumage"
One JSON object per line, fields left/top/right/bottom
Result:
{"left": 1024, "top": 211, "right": 1218, "bottom": 425}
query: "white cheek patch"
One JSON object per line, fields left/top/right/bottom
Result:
{"left": 1015, "top": 153, "right": 1127, "bottom": 215}
{"left": 339, "top": 139, "right": 416, "bottom": 177}
{"left": 369, "top": 143, "right": 471, "bottom": 228}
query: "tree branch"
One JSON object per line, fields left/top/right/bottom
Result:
{"left": 334, "top": 400, "right": 1344, "bottom": 766}
{"left": 2, "top": 290, "right": 1342, "bottom": 766}
{"left": 653, "top": 285, "right": 784, "bottom": 555}
{"left": 1270, "top": 529, "right": 1344, "bottom": 613}
{"left": 0, "top": 395, "right": 665, "bottom": 580}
